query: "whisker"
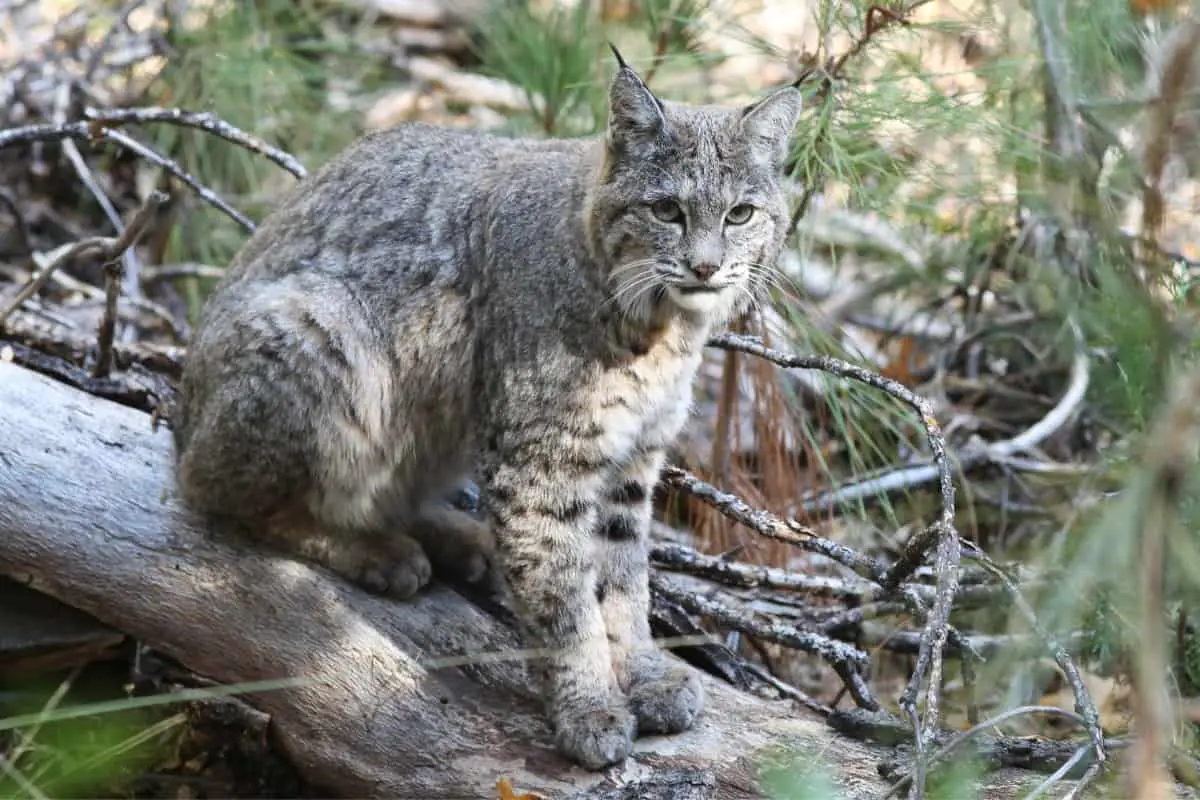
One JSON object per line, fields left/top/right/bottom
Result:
{"left": 613, "top": 267, "right": 660, "bottom": 294}
{"left": 741, "top": 263, "right": 795, "bottom": 303}
{"left": 602, "top": 259, "right": 663, "bottom": 315}
{"left": 746, "top": 261, "right": 803, "bottom": 298}
{"left": 606, "top": 271, "right": 661, "bottom": 316}
{"left": 610, "top": 257, "right": 660, "bottom": 277}
{"left": 736, "top": 284, "right": 763, "bottom": 320}
{"left": 616, "top": 277, "right": 660, "bottom": 321}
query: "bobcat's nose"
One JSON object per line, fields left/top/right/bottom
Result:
{"left": 691, "top": 262, "right": 720, "bottom": 282}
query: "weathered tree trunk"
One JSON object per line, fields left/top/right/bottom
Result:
{"left": 0, "top": 362, "right": 1097, "bottom": 798}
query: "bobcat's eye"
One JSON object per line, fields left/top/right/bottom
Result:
{"left": 726, "top": 204, "right": 756, "bottom": 225}
{"left": 650, "top": 199, "right": 684, "bottom": 224}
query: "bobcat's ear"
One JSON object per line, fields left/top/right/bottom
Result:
{"left": 606, "top": 44, "right": 668, "bottom": 158}
{"left": 739, "top": 85, "right": 802, "bottom": 165}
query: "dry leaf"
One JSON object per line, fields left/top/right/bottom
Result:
{"left": 1131, "top": 0, "right": 1184, "bottom": 14}
{"left": 879, "top": 335, "right": 926, "bottom": 387}
{"left": 496, "top": 776, "right": 544, "bottom": 800}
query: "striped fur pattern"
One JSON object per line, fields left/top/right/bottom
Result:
{"left": 171, "top": 59, "right": 801, "bottom": 769}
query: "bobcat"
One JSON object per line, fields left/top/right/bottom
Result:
{"left": 172, "top": 51, "right": 801, "bottom": 770}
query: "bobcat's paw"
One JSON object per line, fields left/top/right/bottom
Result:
{"left": 328, "top": 535, "right": 432, "bottom": 599}
{"left": 627, "top": 662, "right": 704, "bottom": 736}
{"left": 459, "top": 549, "right": 491, "bottom": 585}
{"left": 553, "top": 704, "right": 636, "bottom": 771}
{"left": 360, "top": 548, "right": 432, "bottom": 599}
{"left": 411, "top": 500, "right": 495, "bottom": 588}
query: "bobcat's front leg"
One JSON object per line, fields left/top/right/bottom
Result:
{"left": 597, "top": 449, "right": 704, "bottom": 736}
{"left": 486, "top": 458, "right": 634, "bottom": 770}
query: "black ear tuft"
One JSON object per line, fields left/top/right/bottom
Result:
{"left": 608, "top": 42, "right": 630, "bottom": 71}
{"left": 606, "top": 50, "right": 668, "bottom": 158}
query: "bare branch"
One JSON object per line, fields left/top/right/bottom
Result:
{"left": 649, "top": 573, "right": 880, "bottom": 711}
{"left": 651, "top": 541, "right": 874, "bottom": 600}
{"left": 1, "top": 192, "right": 167, "bottom": 344}
{"left": 51, "top": 82, "right": 145, "bottom": 303}
{"left": 798, "top": 322, "right": 1090, "bottom": 515}
{"left": 883, "top": 705, "right": 1091, "bottom": 800}
{"left": 83, "top": 106, "right": 309, "bottom": 179}
{"left": 0, "top": 107, "right": 310, "bottom": 241}
{"left": 967, "top": 551, "right": 1107, "bottom": 780}
{"left": 0, "top": 117, "right": 255, "bottom": 235}
{"left": 705, "top": 331, "right": 961, "bottom": 797}
{"left": 2, "top": 257, "right": 183, "bottom": 338}
{"left": 740, "top": 660, "right": 833, "bottom": 717}
{"left": 1061, "top": 762, "right": 1105, "bottom": 800}
{"left": 0, "top": 120, "right": 94, "bottom": 150}
{"left": 1022, "top": 745, "right": 1093, "bottom": 800}
{"left": 101, "top": 127, "right": 256, "bottom": 232}
{"left": 96, "top": 192, "right": 170, "bottom": 377}
{"left": 659, "top": 467, "right": 888, "bottom": 582}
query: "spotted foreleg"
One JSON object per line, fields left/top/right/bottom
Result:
{"left": 486, "top": 447, "right": 634, "bottom": 770}
{"left": 596, "top": 449, "right": 703, "bottom": 736}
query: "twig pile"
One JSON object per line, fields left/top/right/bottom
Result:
{"left": 652, "top": 335, "right": 1108, "bottom": 798}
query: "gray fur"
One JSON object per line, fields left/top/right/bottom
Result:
{"left": 172, "top": 61, "right": 801, "bottom": 770}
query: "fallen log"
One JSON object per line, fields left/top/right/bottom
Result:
{"left": 0, "top": 361, "right": 1108, "bottom": 798}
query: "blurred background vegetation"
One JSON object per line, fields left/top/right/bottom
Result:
{"left": 4, "top": 0, "right": 1200, "bottom": 796}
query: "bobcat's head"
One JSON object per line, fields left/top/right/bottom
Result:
{"left": 588, "top": 50, "right": 801, "bottom": 329}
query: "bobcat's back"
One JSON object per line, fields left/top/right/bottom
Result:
{"left": 172, "top": 123, "right": 594, "bottom": 532}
